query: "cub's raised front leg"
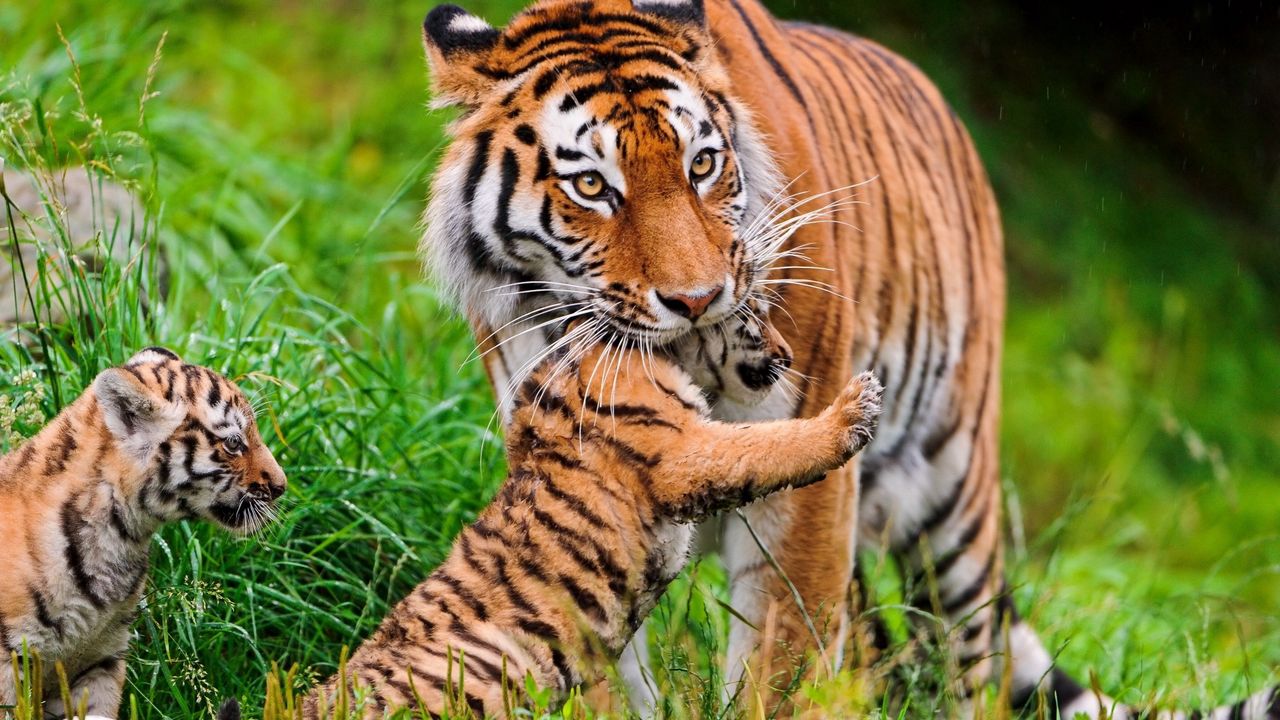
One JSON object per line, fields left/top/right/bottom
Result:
{"left": 650, "top": 371, "right": 883, "bottom": 523}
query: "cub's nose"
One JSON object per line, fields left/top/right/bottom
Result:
{"left": 253, "top": 448, "right": 288, "bottom": 501}
{"left": 250, "top": 470, "right": 286, "bottom": 501}
{"left": 265, "top": 472, "right": 286, "bottom": 500}
{"left": 657, "top": 285, "right": 722, "bottom": 320}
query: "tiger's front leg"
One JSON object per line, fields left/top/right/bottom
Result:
{"left": 37, "top": 622, "right": 129, "bottom": 717}
{"left": 715, "top": 386, "right": 869, "bottom": 715}
{"left": 896, "top": 436, "right": 1006, "bottom": 706}
{"left": 721, "top": 461, "right": 863, "bottom": 713}
{"left": 653, "top": 374, "right": 881, "bottom": 717}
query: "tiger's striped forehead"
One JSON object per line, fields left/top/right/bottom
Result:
{"left": 480, "top": 0, "right": 726, "bottom": 121}
{"left": 478, "top": 0, "right": 708, "bottom": 83}
{"left": 534, "top": 76, "right": 730, "bottom": 202}
{"left": 540, "top": 76, "right": 728, "bottom": 153}
{"left": 448, "top": 0, "right": 743, "bottom": 239}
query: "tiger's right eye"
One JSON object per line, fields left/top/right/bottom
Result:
{"left": 223, "top": 435, "right": 246, "bottom": 455}
{"left": 572, "top": 171, "right": 608, "bottom": 199}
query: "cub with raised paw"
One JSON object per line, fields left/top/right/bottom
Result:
{"left": 303, "top": 327, "right": 881, "bottom": 719}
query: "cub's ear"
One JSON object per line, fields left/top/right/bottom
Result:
{"left": 93, "top": 367, "right": 161, "bottom": 441}
{"left": 632, "top": 0, "right": 706, "bottom": 27}
{"left": 423, "top": 4, "right": 502, "bottom": 108}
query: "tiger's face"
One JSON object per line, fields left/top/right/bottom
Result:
{"left": 94, "top": 347, "right": 287, "bottom": 535}
{"left": 422, "top": 0, "right": 781, "bottom": 347}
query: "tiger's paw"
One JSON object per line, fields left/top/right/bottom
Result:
{"left": 828, "top": 371, "right": 883, "bottom": 459}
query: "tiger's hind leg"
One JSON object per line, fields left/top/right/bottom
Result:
{"left": 863, "top": 402, "right": 1006, "bottom": 711}
{"left": 897, "top": 471, "right": 1005, "bottom": 708}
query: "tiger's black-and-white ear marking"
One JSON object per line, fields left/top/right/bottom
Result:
{"left": 632, "top": 0, "right": 706, "bottom": 26}
{"left": 424, "top": 4, "right": 499, "bottom": 56}
{"left": 632, "top": 0, "right": 717, "bottom": 76}
{"left": 422, "top": 4, "right": 502, "bottom": 107}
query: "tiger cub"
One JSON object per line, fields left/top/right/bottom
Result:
{"left": 303, "top": 323, "right": 882, "bottom": 719}
{"left": 0, "top": 347, "right": 286, "bottom": 720}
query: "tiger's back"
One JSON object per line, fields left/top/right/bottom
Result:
{"left": 415, "top": 0, "right": 1276, "bottom": 716}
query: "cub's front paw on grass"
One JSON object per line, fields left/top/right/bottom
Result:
{"left": 828, "top": 370, "right": 883, "bottom": 458}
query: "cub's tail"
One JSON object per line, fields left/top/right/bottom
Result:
{"left": 216, "top": 698, "right": 241, "bottom": 720}
{"left": 1004, "top": 607, "right": 1279, "bottom": 719}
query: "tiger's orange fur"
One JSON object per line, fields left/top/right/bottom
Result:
{"left": 415, "top": 0, "right": 1279, "bottom": 717}
{"left": 0, "top": 348, "right": 285, "bottom": 719}
{"left": 302, "top": 327, "right": 882, "bottom": 719}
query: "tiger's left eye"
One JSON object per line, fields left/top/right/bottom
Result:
{"left": 690, "top": 150, "right": 716, "bottom": 181}
{"left": 572, "top": 171, "right": 609, "bottom": 199}
{"left": 223, "top": 435, "right": 246, "bottom": 454}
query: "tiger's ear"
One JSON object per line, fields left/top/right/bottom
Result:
{"left": 93, "top": 367, "right": 162, "bottom": 442}
{"left": 632, "top": 0, "right": 706, "bottom": 28}
{"left": 423, "top": 4, "right": 501, "bottom": 108}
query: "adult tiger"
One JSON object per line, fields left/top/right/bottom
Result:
{"left": 416, "top": 0, "right": 1279, "bottom": 717}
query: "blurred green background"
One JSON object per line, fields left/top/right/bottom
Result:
{"left": 1, "top": 0, "right": 1276, "bottom": 717}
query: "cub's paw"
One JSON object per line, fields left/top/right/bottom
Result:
{"left": 829, "top": 371, "right": 883, "bottom": 457}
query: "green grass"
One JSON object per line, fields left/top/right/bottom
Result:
{"left": 1, "top": 1, "right": 1277, "bottom": 718}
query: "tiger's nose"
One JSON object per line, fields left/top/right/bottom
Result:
{"left": 657, "top": 285, "right": 722, "bottom": 321}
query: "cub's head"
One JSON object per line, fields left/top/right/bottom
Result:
{"left": 92, "top": 347, "right": 286, "bottom": 535}
{"left": 422, "top": 0, "right": 782, "bottom": 346}
{"left": 667, "top": 294, "right": 794, "bottom": 407}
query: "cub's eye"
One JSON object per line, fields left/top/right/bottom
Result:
{"left": 572, "top": 171, "right": 609, "bottom": 199}
{"left": 690, "top": 150, "right": 716, "bottom": 181}
{"left": 223, "top": 435, "right": 246, "bottom": 455}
